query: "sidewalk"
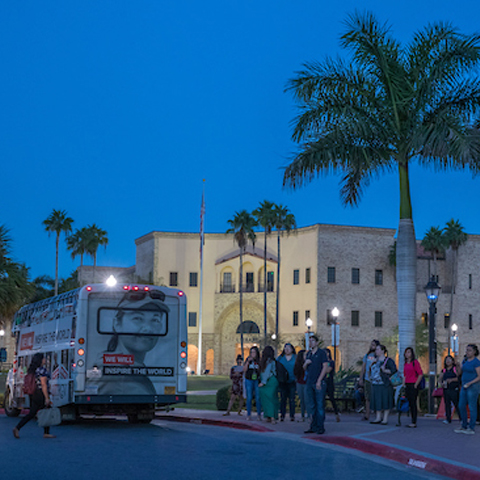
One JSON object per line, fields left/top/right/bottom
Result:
{"left": 157, "top": 409, "right": 480, "bottom": 479}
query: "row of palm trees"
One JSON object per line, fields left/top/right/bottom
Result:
{"left": 283, "top": 11, "right": 480, "bottom": 367}
{"left": 43, "top": 209, "right": 108, "bottom": 295}
{"left": 226, "top": 202, "right": 296, "bottom": 356}
{"left": 421, "top": 219, "right": 468, "bottom": 328}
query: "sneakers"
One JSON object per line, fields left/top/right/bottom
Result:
{"left": 12, "top": 428, "right": 20, "bottom": 439}
{"left": 443, "top": 420, "right": 450, "bottom": 425}
{"left": 454, "top": 427, "right": 475, "bottom": 434}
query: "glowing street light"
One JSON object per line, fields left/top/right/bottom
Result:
{"left": 106, "top": 275, "right": 117, "bottom": 287}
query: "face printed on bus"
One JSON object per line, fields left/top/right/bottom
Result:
{"left": 114, "top": 310, "right": 164, "bottom": 353}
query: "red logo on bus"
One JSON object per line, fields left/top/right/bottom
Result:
{"left": 20, "top": 332, "right": 34, "bottom": 350}
{"left": 103, "top": 354, "right": 134, "bottom": 365}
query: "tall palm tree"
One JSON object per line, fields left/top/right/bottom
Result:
{"left": 421, "top": 227, "right": 446, "bottom": 277}
{"left": 273, "top": 205, "right": 296, "bottom": 338}
{"left": 42, "top": 209, "right": 74, "bottom": 295}
{"left": 252, "top": 200, "right": 277, "bottom": 343}
{"left": 226, "top": 211, "right": 257, "bottom": 357}
{"left": 283, "top": 12, "right": 480, "bottom": 367}
{"left": 67, "top": 227, "right": 91, "bottom": 267}
{"left": 0, "top": 225, "right": 33, "bottom": 318}
{"left": 443, "top": 219, "right": 468, "bottom": 327}
{"left": 84, "top": 224, "right": 109, "bottom": 282}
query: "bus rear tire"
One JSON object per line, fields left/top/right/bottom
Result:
{"left": 127, "top": 412, "right": 154, "bottom": 424}
{"left": 4, "top": 389, "right": 21, "bottom": 417}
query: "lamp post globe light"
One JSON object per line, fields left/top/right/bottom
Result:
{"left": 424, "top": 276, "right": 441, "bottom": 415}
{"left": 305, "top": 318, "right": 313, "bottom": 349}
{"left": 332, "top": 307, "right": 339, "bottom": 366}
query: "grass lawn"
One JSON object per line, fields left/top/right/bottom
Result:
{"left": 174, "top": 395, "right": 217, "bottom": 411}
{"left": 187, "top": 375, "right": 229, "bottom": 391}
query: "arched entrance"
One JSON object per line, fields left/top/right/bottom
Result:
{"left": 188, "top": 345, "right": 198, "bottom": 373}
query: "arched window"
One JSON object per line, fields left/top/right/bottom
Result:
{"left": 236, "top": 320, "right": 260, "bottom": 334}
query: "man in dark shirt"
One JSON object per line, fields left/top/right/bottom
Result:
{"left": 303, "top": 335, "right": 330, "bottom": 434}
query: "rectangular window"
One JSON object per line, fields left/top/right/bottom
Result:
{"left": 293, "top": 269, "right": 300, "bottom": 285}
{"left": 222, "top": 272, "right": 233, "bottom": 293}
{"left": 375, "top": 270, "right": 383, "bottom": 285}
{"left": 305, "top": 268, "right": 311, "bottom": 284}
{"left": 305, "top": 310, "right": 310, "bottom": 321}
{"left": 293, "top": 311, "right": 299, "bottom": 327}
{"left": 267, "top": 271, "right": 274, "bottom": 292}
{"left": 469, "top": 274, "right": 472, "bottom": 290}
{"left": 422, "top": 312, "right": 428, "bottom": 325}
{"left": 352, "top": 268, "right": 360, "bottom": 284}
{"left": 188, "top": 312, "right": 197, "bottom": 327}
{"left": 169, "top": 272, "right": 178, "bottom": 287}
{"left": 245, "top": 272, "right": 254, "bottom": 292}
{"left": 351, "top": 310, "right": 359, "bottom": 327}
{"left": 189, "top": 272, "right": 198, "bottom": 287}
{"left": 327, "top": 267, "right": 336, "bottom": 283}
{"left": 375, "top": 311, "right": 383, "bottom": 327}
{"left": 444, "top": 313, "right": 450, "bottom": 329}
{"left": 469, "top": 314, "right": 473, "bottom": 330}
{"left": 326, "top": 309, "right": 332, "bottom": 325}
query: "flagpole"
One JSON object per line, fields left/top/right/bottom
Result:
{"left": 196, "top": 180, "right": 205, "bottom": 376}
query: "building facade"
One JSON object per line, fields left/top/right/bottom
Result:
{"left": 135, "top": 224, "right": 480, "bottom": 375}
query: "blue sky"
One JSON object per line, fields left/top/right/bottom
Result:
{"left": 1, "top": 0, "right": 480, "bottom": 279}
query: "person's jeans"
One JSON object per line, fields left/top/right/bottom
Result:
{"left": 306, "top": 381, "right": 326, "bottom": 432}
{"left": 459, "top": 383, "right": 480, "bottom": 430}
{"left": 279, "top": 382, "right": 296, "bottom": 419}
{"left": 245, "top": 378, "right": 262, "bottom": 417}
{"left": 444, "top": 389, "right": 460, "bottom": 423}
{"left": 296, "top": 382, "right": 308, "bottom": 418}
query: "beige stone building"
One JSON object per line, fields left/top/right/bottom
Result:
{"left": 134, "top": 224, "right": 480, "bottom": 375}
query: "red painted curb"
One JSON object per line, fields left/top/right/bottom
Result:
{"left": 307, "top": 435, "right": 480, "bottom": 480}
{"left": 156, "top": 414, "right": 274, "bottom": 433}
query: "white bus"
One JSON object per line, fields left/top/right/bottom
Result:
{"left": 4, "top": 283, "right": 187, "bottom": 423}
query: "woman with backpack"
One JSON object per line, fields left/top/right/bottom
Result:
{"left": 438, "top": 355, "right": 460, "bottom": 424}
{"left": 369, "top": 344, "right": 397, "bottom": 425}
{"left": 13, "top": 352, "right": 56, "bottom": 439}
{"left": 403, "top": 347, "right": 423, "bottom": 428}
{"left": 258, "top": 346, "right": 279, "bottom": 424}
{"left": 277, "top": 343, "right": 297, "bottom": 422}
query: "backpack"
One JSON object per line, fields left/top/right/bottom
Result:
{"left": 23, "top": 372, "right": 36, "bottom": 395}
{"left": 275, "top": 360, "right": 289, "bottom": 384}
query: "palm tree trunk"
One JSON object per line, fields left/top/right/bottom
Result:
{"left": 55, "top": 234, "right": 59, "bottom": 296}
{"left": 397, "top": 162, "right": 417, "bottom": 371}
{"left": 449, "top": 248, "right": 456, "bottom": 325}
{"left": 263, "top": 231, "right": 267, "bottom": 344}
{"left": 275, "top": 232, "right": 280, "bottom": 338}
{"left": 239, "top": 249, "right": 244, "bottom": 358}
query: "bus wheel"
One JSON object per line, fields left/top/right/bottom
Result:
{"left": 127, "top": 413, "right": 154, "bottom": 424}
{"left": 4, "top": 389, "right": 21, "bottom": 417}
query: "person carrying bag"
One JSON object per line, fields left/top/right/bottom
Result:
{"left": 13, "top": 352, "right": 57, "bottom": 439}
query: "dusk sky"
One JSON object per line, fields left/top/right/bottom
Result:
{"left": 1, "top": 1, "right": 480, "bottom": 280}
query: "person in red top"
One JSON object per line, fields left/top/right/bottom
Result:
{"left": 403, "top": 347, "right": 424, "bottom": 428}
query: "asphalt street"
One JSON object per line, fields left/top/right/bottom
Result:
{"left": 0, "top": 415, "right": 447, "bottom": 480}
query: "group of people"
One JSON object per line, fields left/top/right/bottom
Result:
{"left": 359, "top": 339, "right": 480, "bottom": 433}
{"left": 224, "top": 335, "right": 337, "bottom": 434}
{"left": 225, "top": 337, "right": 480, "bottom": 436}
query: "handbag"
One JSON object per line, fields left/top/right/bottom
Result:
{"left": 390, "top": 371, "right": 403, "bottom": 387}
{"left": 432, "top": 387, "right": 444, "bottom": 397}
{"left": 37, "top": 407, "right": 62, "bottom": 428}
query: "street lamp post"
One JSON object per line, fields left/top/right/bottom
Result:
{"left": 332, "top": 307, "right": 339, "bottom": 366}
{"left": 451, "top": 323, "right": 458, "bottom": 357}
{"left": 424, "top": 276, "right": 441, "bottom": 415}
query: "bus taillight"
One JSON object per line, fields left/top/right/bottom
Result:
{"left": 144, "top": 286, "right": 150, "bottom": 291}
{"left": 180, "top": 351, "right": 186, "bottom": 359}
{"left": 123, "top": 285, "right": 130, "bottom": 291}
{"left": 77, "top": 348, "right": 85, "bottom": 356}
{"left": 78, "top": 338, "right": 85, "bottom": 345}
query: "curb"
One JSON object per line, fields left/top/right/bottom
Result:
{"left": 156, "top": 414, "right": 274, "bottom": 433}
{"left": 307, "top": 435, "right": 480, "bottom": 480}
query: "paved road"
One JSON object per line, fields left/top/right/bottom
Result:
{"left": 0, "top": 415, "right": 447, "bottom": 480}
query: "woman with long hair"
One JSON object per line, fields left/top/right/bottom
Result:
{"left": 243, "top": 346, "right": 262, "bottom": 420}
{"left": 259, "top": 346, "right": 279, "bottom": 424}
{"left": 369, "top": 344, "right": 397, "bottom": 425}
{"left": 277, "top": 343, "right": 297, "bottom": 421}
{"left": 294, "top": 349, "right": 308, "bottom": 422}
{"left": 403, "top": 347, "right": 423, "bottom": 428}
{"left": 13, "top": 353, "right": 56, "bottom": 439}
{"left": 455, "top": 344, "right": 480, "bottom": 434}
{"left": 223, "top": 355, "right": 245, "bottom": 416}
{"left": 438, "top": 355, "right": 460, "bottom": 425}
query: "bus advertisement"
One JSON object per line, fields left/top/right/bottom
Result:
{"left": 4, "top": 283, "right": 187, "bottom": 423}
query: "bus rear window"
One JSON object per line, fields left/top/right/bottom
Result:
{"left": 97, "top": 308, "right": 168, "bottom": 336}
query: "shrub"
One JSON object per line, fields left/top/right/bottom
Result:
{"left": 216, "top": 386, "right": 231, "bottom": 411}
